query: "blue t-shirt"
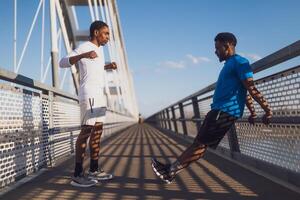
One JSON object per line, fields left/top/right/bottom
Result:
{"left": 211, "top": 54, "right": 253, "bottom": 118}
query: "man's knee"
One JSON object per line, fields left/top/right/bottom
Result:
{"left": 78, "top": 125, "right": 93, "bottom": 139}
{"left": 191, "top": 139, "right": 206, "bottom": 150}
{"left": 194, "top": 134, "right": 222, "bottom": 149}
{"left": 93, "top": 122, "right": 103, "bottom": 132}
{"left": 81, "top": 125, "right": 94, "bottom": 132}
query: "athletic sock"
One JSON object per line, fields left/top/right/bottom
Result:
{"left": 170, "top": 160, "right": 184, "bottom": 175}
{"left": 90, "top": 159, "right": 99, "bottom": 172}
{"left": 74, "top": 162, "right": 83, "bottom": 177}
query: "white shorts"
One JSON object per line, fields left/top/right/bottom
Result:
{"left": 80, "top": 97, "right": 107, "bottom": 126}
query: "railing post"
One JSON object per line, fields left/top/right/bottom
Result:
{"left": 171, "top": 106, "right": 178, "bottom": 133}
{"left": 179, "top": 103, "right": 188, "bottom": 136}
{"left": 192, "top": 97, "right": 201, "bottom": 132}
{"left": 162, "top": 110, "right": 167, "bottom": 129}
{"left": 159, "top": 112, "right": 164, "bottom": 128}
{"left": 155, "top": 113, "right": 160, "bottom": 127}
{"left": 48, "top": 91, "right": 55, "bottom": 166}
{"left": 166, "top": 108, "right": 171, "bottom": 130}
{"left": 227, "top": 124, "right": 240, "bottom": 153}
{"left": 157, "top": 113, "right": 161, "bottom": 128}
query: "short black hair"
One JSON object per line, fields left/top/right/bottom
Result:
{"left": 89, "top": 20, "right": 108, "bottom": 38}
{"left": 214, "top": 32, "right": 237, "bottom": 46}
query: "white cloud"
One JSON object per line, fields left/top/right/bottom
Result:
{"left": 247, "top": 54, "right": 262, "bottom": 61}
{"left": 159, "top": 60, "right": 186, "bottom": 69}
{"left": 186, "top": 54, "right": 210, "bottom": 64}
{"left": 239, "top": 53, "right": 262, "bottom": 61}
{"left": 154, "top": 68, "right": 163, "bottom": 73}
{"left": 156, "top": 54, "right": 210, "bottom": 72}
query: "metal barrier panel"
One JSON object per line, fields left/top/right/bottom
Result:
{"left": 244, "top": 66, "right": 300, "bottom": 117}
{"left": 0, "top": 85, "right": 48, "bottom": 187}
{"left": 51, "top": 98, "right": 81, "bottom": 164}
{"left": 236, "top": 123, "right": 300, "bottom": 172}
{"left": 236, "top": 66, "right": 300, "bottom": 173}
{"left": 0, "top": 82, "right": 136, "bottom": 189}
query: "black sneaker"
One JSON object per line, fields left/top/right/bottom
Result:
{"left": 70, "top": 174, "right": 97, "bottom": 187}
{"left": 151, "top": 158, "right": 175, "bottom": 184}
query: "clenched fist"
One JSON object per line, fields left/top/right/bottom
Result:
{"left": 104, "top": 62, "right": 118, "bottom": 70}
{"left": 82, "top": 51, "right": 98, "bottom": 59}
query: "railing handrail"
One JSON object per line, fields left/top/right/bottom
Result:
{"left": 0, "top": 67, "right": 78, "bottom": 101}
{"left": 148, "top": 40, "right": 300, "bottom": 118}
{"left": 0, "top": 67, "right": 136, "bottom": 118}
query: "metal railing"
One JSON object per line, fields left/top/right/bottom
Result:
{"left": 146, "top": 40, "right": 300, "bottom": 188}
{"left": 0, "top": 67, "right": 136, "bottom": 188}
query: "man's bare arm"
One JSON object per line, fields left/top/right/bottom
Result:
{"left": 245, "top": 94, "right": 257, "bottom": 125}
{"left": 69, "top": 51, "right": 97, "bottom": 65}
{"left": 104, "top": 62, "right": 117, "bottom": 70}
{"left": 243, "top": 77, "right": 272, "bottom": 124}
{"left": 59, "top": 51, "right": 97, "bottom": 68}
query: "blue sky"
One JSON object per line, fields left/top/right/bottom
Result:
{"left": 1, "top": 0, "right": 300, "bottom": 117}
{"left": 117, "top": 0, "right": 300, "bottom": 117}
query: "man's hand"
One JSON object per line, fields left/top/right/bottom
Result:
{"left": 81, "top": 51, "right": 98, "bottom": 59}
{"left": 262, "top": 111, "right": 272, "bottom": 125}
{"left": 111, "top": 62, "right": 117, "bottom": 70}
{"left": 67, "top": 51, "right": 97, "bottom": 66}
{"left": 105, "top": 62, "right": 118, "bottom": 70}
{"left": 243, "top": 78, "right": 272, "bottom": 126}
{"left": 248, "top": 114, "right": 257, "bottom": 125}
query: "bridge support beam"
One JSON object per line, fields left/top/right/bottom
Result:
{"left": 51, "top": 52, "right": 59, "bottom": 88}
{"left": 50, "top": 0, "right": 59, "bottom": 88}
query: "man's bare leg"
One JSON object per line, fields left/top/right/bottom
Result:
{"left": 89, "top": 122, "right": 103, "bottom": 172}
{"left": 74, "top": 125, "right": 93, "bottom": 176}
{"left": 152, "top": 110, "right": 236, "bottom": 183}
{"left": 87, "top": 122, "right": 114, "bottom": 180}
{"left": 173, "top": 142, "right": 207, "bottom": 172}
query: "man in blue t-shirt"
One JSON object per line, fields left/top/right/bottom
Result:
{"left": 152, "top": 32, "right": 272, "bottom": 184}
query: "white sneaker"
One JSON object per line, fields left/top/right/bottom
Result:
{"left": 88, "top": 169, "right": 114, "bottom": 181}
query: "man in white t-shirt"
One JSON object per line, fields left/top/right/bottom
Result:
{"left": 60, "top": 21, "right": 117, "bottom": 187}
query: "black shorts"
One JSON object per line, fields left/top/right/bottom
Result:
{"left": 194, "top": 110, "right": 237, "bottom": 149}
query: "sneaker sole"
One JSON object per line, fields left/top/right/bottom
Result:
{"left": 70, "top": 180, "right": 97, "bottom": 187}
{"left": 89, "top": 175, "right": 114, "bottom": 181}
{"left": 151, "top": 159, "right": 172, "bottom": 184}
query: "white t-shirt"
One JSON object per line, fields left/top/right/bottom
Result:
{"left": 60, "top": 41, "right": 107, "bottom": 107}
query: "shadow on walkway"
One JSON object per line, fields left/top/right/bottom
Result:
{"left": 1, "top": 123, "right": 299, "bottom": 200}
